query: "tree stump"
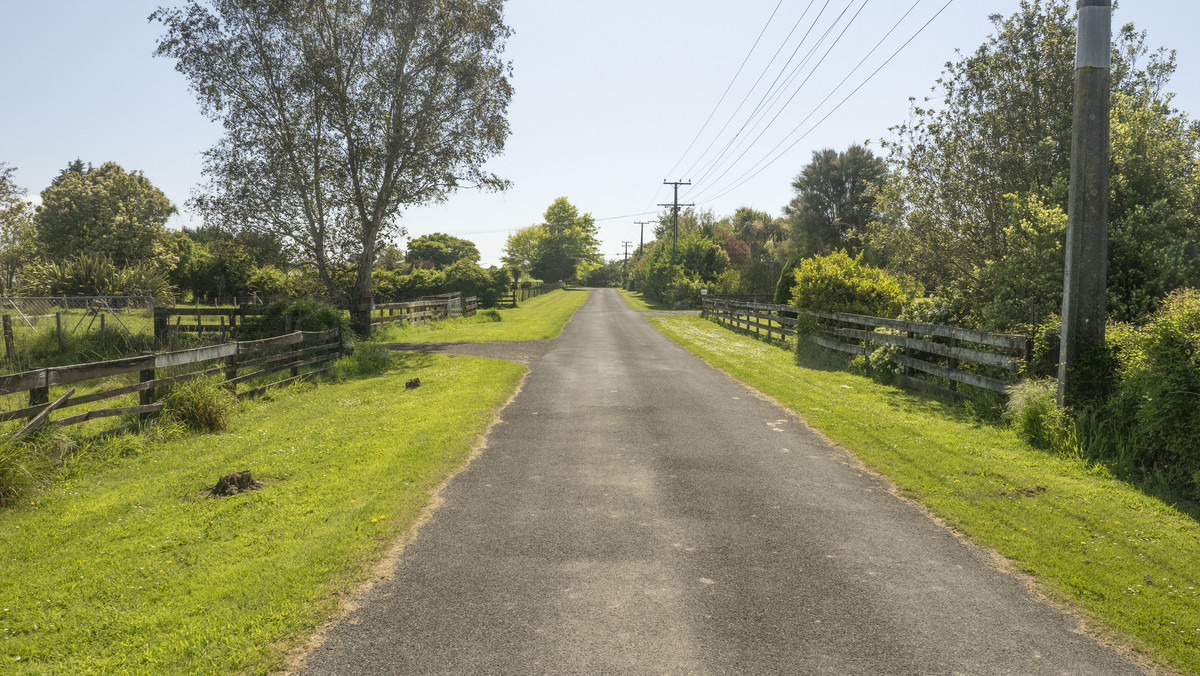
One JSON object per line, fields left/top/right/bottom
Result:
{"left": 207, "top": 470, "right": 264, "bottom": 498}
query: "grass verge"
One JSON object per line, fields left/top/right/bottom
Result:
{"left": 649, "top": 315, "right": 1200, "bottom": 674}
{"left": 370, "top": 289, "right": 590, "bottom": 343}
{"left": 618, "top": 290, "right": 676, "bottom": 312}
{"left": 0, "top": 353, "right": 525, "bottom": 673}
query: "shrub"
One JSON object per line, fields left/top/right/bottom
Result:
{"left": 1110, "top": 289, "right": 1200, "bottom": 492}
{"left": 328, "top": 342, "right": 394, "bottom": 380}
{"left": 790, "top": 251, "right": 910, "bottom": 318}
{"left": 164, "top": 377, "right": 238, "bottom": 432}
{"left": 20, "top": 253, "right": 175, "bottom": 304}
{"left": 238, "top": 298, "right": 347, "bottom": 340}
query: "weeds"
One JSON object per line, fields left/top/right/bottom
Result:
{"left": 329, "top": 342, "right": 395, "bottom": 380}
{"left": 164, "top": 377, "right": 239, "bottom": 431}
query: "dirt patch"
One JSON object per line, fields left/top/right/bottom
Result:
{"left": 206, "top": 470, "right": 264, "bottom": 498}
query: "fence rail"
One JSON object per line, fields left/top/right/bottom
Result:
{"left": 0, "top": 328, "right": 343, "bottom": 438}
{"left": 508, "top": 282, "right": 563, "bottom": 306}
{"left": 703, "top": 298, "right": 1028, "bottom": 396}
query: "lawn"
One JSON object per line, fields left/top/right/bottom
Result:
{"left": 371, "top": 288, "right": 590, "bottom": 343}
{"left": 650, "top": 315, "right": 1200, "bottom": 675}
{"left": 617, "top": 290, "right": 676, "bottom": 312}
{"left": 0, "top": 353, "right": 526, "bottom": 673}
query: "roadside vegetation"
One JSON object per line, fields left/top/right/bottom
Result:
{"left": 371, "top": 288, "right": 589, "bottom": 344}
{"left": 618, "top": 290, "right": 676, "bottom": 312}
{"left": 651, "top": 315, "right": 1200, "bottom": 674}
{"left": 0, "top": 350, "right": 525, "bottom": 673}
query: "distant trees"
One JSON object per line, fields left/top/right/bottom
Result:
{"left": 34, "top": 161, "right": 176, "bottom": 267}
{"left": 152, "top": 0, "right": 514, "bottom": 327}
{"left": 502, "top": 198, "right": 602, "bottom": 283}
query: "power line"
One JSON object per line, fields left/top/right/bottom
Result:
{"left": 685, "top": 0, "right": 848, "bottom": 189}
{"left": 676, "top": 0, "right": 824, "bottom": 182}
{"left": 694, "top": 0, "right": 955, "bottom": 206}
{"left": 687, "top": 0, "right": 872, "bottom": 201}
{"left": 662, "top": 0, "right": 787, "bottom": 180}
{"left": 658, "top": 181, "right": 694, "bottom": 254}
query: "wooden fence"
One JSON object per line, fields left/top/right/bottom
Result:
{"left": 703, "top": 298, "right": 1029, "bottom": 396}
{"left": 508, "top": 283, "right": 563, "bottom": 306}
{"left": 0, "top": 328, "right": 343, "bottom": 439}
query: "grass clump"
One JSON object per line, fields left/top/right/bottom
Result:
{"left": 163, "top": 377, "right": 238, "bottom": 431}
{"left": 328, "top": 342, "right": 395, "bottom": 380}
{"left": 651, "top": 314, "right": 1200, "bottom": 674}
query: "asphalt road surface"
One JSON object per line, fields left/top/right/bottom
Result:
{"left": 301, "top": 288, "right": 1142, "bottom": 675}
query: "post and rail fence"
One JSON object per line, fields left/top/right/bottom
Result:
{"left": 702, "top": 297, "right": 1029, "bottom": 398}
{"left": 507, "top": 282, "right": 563, "bottom": 307}
{"left": 0, "top": 328, "right": 343, "bottom": 440}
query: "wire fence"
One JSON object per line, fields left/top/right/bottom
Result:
{"left": 0, "top": 297, "right": 156, "bottom": 336}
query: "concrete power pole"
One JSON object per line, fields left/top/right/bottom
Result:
{"left": 659, "top": 180, "right": 694, "bottom": 255}
{"left": 622, "top": 241, "right": 632, "bottom": 263}
{"left": 1058, "top": 0, "right": 1111, "bottom": 406}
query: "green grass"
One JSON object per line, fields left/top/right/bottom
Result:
{"left": 618, "top": 290, "right": 675, "bottom": 312}
{"left": 370, "top": 289, "right": 590, "bottom": 343}
{"left": 650, "top": 315, "right": 1200, "bottom": 674}
{"left": 0, "top": 353, "right": 526, "bottom": 674}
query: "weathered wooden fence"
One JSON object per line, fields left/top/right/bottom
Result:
{"left": 0, "top": 328, "right": 343, "bottom": 439}
{"left": 703, "top": 298, "right": 1029, "bottom": 396}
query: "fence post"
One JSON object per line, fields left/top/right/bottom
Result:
{"left": 100, "top": 314, "right": 106, "bottom": 351}
{"left": 30, "top": 369, "right": 49, "bottom": 407}
{"left": 139, "top": 358, "right": 156, "bottom": 423}
{"left": 225, "top": 342, "right": 240, "bottom": 394}
{"left": 948, "top": 337, "right": 960, "bottom": 391}
{"left": 153, "top": 307, "right": 167, "bottom": 342}
{"left": 2, "top": 315, "right": 13, "bottom": 362}
{"left": 56, "top": 312, "right": 64, "bottom": 352}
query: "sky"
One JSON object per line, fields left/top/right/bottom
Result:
{"left": 2, "top": 1, "right": 1199, "bottom": 268}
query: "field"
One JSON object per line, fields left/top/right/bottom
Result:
{"left": 371, "top": 288, "right": 590, "bottom": 343}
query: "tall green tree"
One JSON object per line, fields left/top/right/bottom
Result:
{"left": 405, "top": 233, "right": 481, "bottom": 269}
{"left": 153, "top": 0, "right": 513, "bottom": 328}
{"left": 502, "top": 198, "right": 602, "bottom": 283}
{"left": 0, "top": 163, "right": 36, "bottom": 294}
{"left": 869, "top": 0, "right": 1199, "bottom": 329}
{"left": 34, "top": 161, "right": 176, "bottom": 267}
{"left": 784, "top": 144, "right": 885, "bottom": 260}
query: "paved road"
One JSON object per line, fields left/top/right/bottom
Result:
{"left": 302, "top": 288, "right": 1141, "bottom": 675}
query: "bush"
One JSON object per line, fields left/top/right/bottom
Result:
{"left": 1005, "top": 378, "right": 1065, "bottom": 449}
{"left": 328, "top": 342, "right": 394, "bottom": 380}
{"left": 1110, "top": 289, "right": 1200, "bottom": 492}
{"left": 790, "top": 251, "right": 910, "bottom": 317}
{"left": 164, "top": 377, "right": 238, "bottom": 432}
{"left": 238, "top": 298, "right": 347, "bottom": 340}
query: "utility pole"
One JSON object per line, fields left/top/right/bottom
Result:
{"left": 635, "top": 221, "right": 654, "bottom": 253}
{"left": 621, "top": 241, "right": 632, "bottom": 263}
{"left": 1058, "top": 0, "right": 1111, "bottom": 406}
{"left": 659, "top": 180, "right": 694, "bottom": 255}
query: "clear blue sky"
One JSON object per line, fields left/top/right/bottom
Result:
{"left": 2, "top": 1, "right": 1197, "bottom": 267}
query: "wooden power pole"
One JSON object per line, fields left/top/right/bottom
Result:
{"left": 635, "top": 220, "right": 654, "bottom": 253}
{"left": 659, "top": 180, "right": 693, "bottom": 255}
{"left": 1058, "top": 0, "right": 1111, "bottom": 406}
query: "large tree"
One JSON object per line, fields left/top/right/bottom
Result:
{"left": 152, "top": 0, "right": 513, "bottom": 330}
{"left": 783, "top": 144, "right": 885, "bottom": 260}
{"left": 868, "top": 0, "right": 1198, "bottom": 329}
{"left": 34, "top": 161, "right": 176, "bottom": 267}
{"left": 0, "top": 163, "right": 36, "bottom": 294}
{"left": 501, "top": 198, "right": 602, "bottom": 283}
{"left": 405, "top": 232, "right": 480, "bottom": 269}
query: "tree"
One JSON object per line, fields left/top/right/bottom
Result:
{"left": 405, "top": 233, "right": 480, "bottom": 269}
{"left": 0, "top": 163, "right": 36, "bottom": 294}
{"left": 868, "top": 0, "right": 1198, "bottom": 329}
{"left": 34, "top": 161, "right": 176, "bottom": 267}
{"left": 783, "top": 145, "right": 885, "bottom": 259}
{"left": 501, "top": 198, "right": 602, "bottom": 283}
{"left": 153, "top": 0, "right": 513, "bottom": 331}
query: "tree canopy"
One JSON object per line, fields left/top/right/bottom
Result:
{"left": 0, "top": 163, "right": 36, "bottom": 294}
{"left": 405, "top": 233, "right": 481, "bottom": 269}
{"left": 783, "top": 144, "right": 885, "bottom": 260}
{"left": 502, "top": 198, "right": 602, "bottom": 283}
{"left": 152, "top": 0, "right": 514, "bottom": 321}
{"left": 34, "top": 161, "right": 176, "bottom": 267}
